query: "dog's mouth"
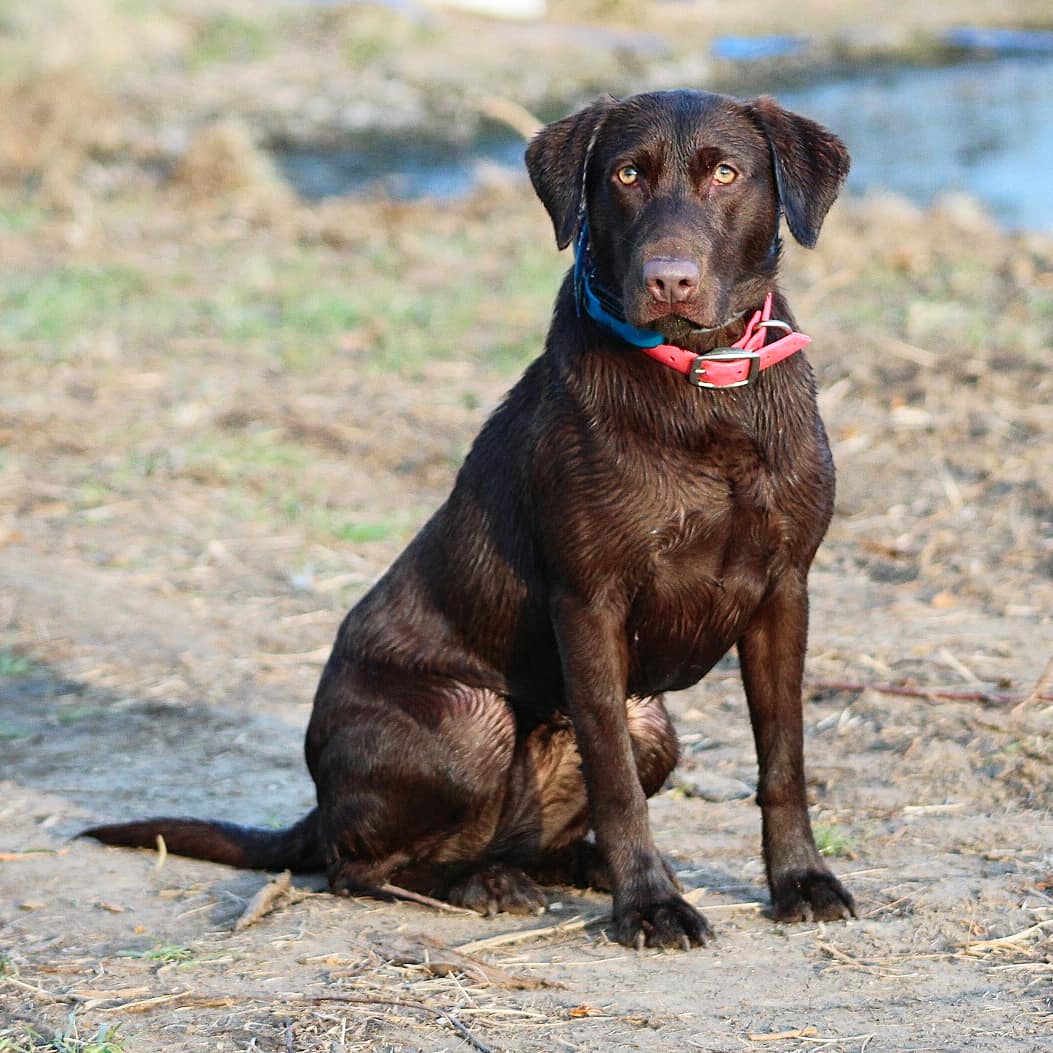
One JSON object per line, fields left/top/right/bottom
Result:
{"left": 631, "top": 307, "right": 741, "bottom": 342}
{"left": 626, "top": 288, "right": 741, "bottom": 337}
{"left": 640, "top": 302, "right": 703, "bottom": 323}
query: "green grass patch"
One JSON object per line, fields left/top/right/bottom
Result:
{"left": 344, "top": 28, "right": 392, "bottom": 67}
{"left": 0, "top": 200, "right": 43, "bottom": 234}
{"left": 119, "top": 942, "right": 198, "bottom": 966}
{"left": 279, "top": 496, "right": 416, "bottom": 545}
{"left": 330, "top": 518, "right": 405, "bottom": 544}
{"left": 341, "top": 3, "right": 435, "bottom": 67}
{"left": 0, "top": 229, "right": 559, "bottom": 376}
{"left": 181, "top": 433, "right": 309, "bottom": 487}
{"left": 192, "top": 257, "right": 371, "bottom": 370}
{"left": 0, "top": 1023, "right": 126, "bottom": 1053}
{"left": 142, "top": 943, "right": 196, "bottom": 965}
{"left": 54, "top": 705, "right": 108, "bottom": 726}
{"left": 813, "top": 822, "right": 856, "bottom": 859}
{"left": 0, "top": 264, "right": 148, "bottom": 354}
{"left": 0, "top": 650, "right": 32, "bottom": 677}
{"left": 190, "top": 13, "right": 274, "bottom": 68}
{"left": 192, "top": 242, "right": 558, "bottom": 376}
{"left": 1028, "top": 285, "right": 1053, "bottom": 322}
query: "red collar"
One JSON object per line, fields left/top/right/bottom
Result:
{"left": 639, "top": 293, "right": 810, "bottom": 388}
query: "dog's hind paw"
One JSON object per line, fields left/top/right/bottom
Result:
{"left": 447, "top": 865, "right": 548, "bottom": 917}
{"left": 613, "top": 893, "right": 712, "bottom": 950}
{"left": 770, "top": 867, "right": 856, "bottom": 922}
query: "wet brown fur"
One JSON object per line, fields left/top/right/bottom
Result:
{"left": 83, "top": 90, "right": 855, "bottom": 948}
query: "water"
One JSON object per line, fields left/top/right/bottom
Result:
{"left": 273, "top": 54, "right": 1053, "bottom": 232}
{"left": 780, "top": 55, "right": 1053, "bottom": 231}
{"left": 275, "top": 132, "right": 527, "bottom": 201}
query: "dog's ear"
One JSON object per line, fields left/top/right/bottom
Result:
{"left": 748, "top": 95, "right": 851, "bottom": 249}
{"left": 525, "top": 96, "right": 616, "bottom": 250}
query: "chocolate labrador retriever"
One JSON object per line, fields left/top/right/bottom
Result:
{"left": 84, "top": 89, "right": 855, "bottom": 949}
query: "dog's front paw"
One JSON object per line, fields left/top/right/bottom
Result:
{"left": 613, "top": 893, "right": 712, "bottom": 950}
{"left": 771, "top": 867, "right": 856, "bottom": 922}
{"left": 447, "top": 865, "right": 548, "bottom": 917}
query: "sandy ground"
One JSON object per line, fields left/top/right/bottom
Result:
{"left": 1, "top": 2, "right": 1052, "bottom": 1051}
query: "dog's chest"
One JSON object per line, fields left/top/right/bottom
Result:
{"left": 623, "top": 503, "right": 767, "bottom": 689}
{"left": 615, "top": 439, "right": 817, "bottom": 693}
{"left": 536, "top": 372, "right": 833, "bottom": 693}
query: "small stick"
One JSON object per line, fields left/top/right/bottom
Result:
{"left": 441, "top": 1011, "right": 496, "bottom": 1053}
{"left": 98, "top": 992, "right": 239, "bottom": 1014}
{"left": 235, "top": 871, "right": 292, "bottom": 931}
{"left": 681, "top": 890, "right": 764, "bottom": 912}
{"left": 965, "top": 918, "right": 1053, "bottom": 952}
{"left": 477, "top": 95, "right": 542, "bottom": 140}
{"left": 802, "top": 1032, "right": 877, "bottom": 1049}
{"left": 379, "top": 883, "right": 478, "bottom": 916}
{"left": 749, "top": 1026, "right": 817, "bottom": 1042}
{"left": 306, "top": 995, "right": 495, "bottom": 1053}
{"left": 862, "top": 892, "right": 917, "bottom": 917}
{"left": 884, "top": 338, "right": 939, "bottom": 368}
{"left": 70, "top": 986, "right": 153, "bottom": 1002}
{"left": 96, "top": 989, "right": 498, "bottom": 1051}
{"left": 0, "top": 849, "right": 66, "bottom": 862}
{"left": 937, "top": 647, "right": 981, "bottom": 685}
{"left": 455, "top": 913, "right": 604, "bottom": 954}
{"left": 816, "top": 942, "right": 870, "bottom": 969}
{"left": 2, "top": 975, "right": 65, "bottom": 1001}
{"left": 1013, "top": 654, "right": 1053, "bottom": 714}
{"left": 807, "top": 679, "right": 1052, "bottom": 708}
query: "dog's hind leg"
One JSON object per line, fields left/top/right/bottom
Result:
{"left": 440, "top": 714, "right": 587, "bottom": 916}
{"left": 458, "top": 695, "right": 680, "bottom": 902}
{"left": 307, "top": 677, "right": 519, "bottom": 899}
{"left": 309, "top": 673, "right": 679, "bottom": 916}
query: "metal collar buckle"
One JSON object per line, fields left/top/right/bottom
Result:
{"left": 688, "top": 348, "right": 762, "bottom": 389}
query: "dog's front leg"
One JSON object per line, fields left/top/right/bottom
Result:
{"left": 551, "top": 591, "right": 710, "bottom": 949}
{"left": 738, "top": 574, "right": 856, "bottom": 922}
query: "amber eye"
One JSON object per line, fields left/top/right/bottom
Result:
{"left": 615, "top": 165, "right": 639, "bottom": 186}
{"left": 713, "top": 163, "right": 738, "bottom": 185}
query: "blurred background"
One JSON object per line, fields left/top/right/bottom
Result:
{"left": 3, "top": 0, "right": 1049, "bottom": 685}
{"left": 3, "top": 1, "right": 1053, "bottom": 220}
{"left": 1, "top": 4, "right": 1052, "bottom": 1050}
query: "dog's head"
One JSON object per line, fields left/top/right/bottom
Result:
{"left": 525, "top": 90, "right": 850, "bottom": 341}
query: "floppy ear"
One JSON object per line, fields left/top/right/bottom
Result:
{"left": 748, "top": 95, "right": 851, "bottom": 249}
{"left": 524, "top": 96, "right": 616, "bottom": 250}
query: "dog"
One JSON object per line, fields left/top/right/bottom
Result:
{"left": 83, "top": 89, "right": 855, "bottom": 949}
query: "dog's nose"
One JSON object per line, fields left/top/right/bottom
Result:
{"left": 643, "top": 257, "right": 700, "bottom": 305}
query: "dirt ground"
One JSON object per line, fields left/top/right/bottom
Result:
{"left": 1, "top": 2, "right": 1052, "bottom": 1051}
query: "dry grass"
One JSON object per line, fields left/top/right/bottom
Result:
{"left": 1, "top": 2, "right": 1051, "bottom": 1050}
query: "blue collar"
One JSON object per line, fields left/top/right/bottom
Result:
{"left": 573, "top": 220, "right": 666, "bottom": 349}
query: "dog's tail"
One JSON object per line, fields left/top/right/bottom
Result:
{"left": 79, "top": 808, "right": 324, "bottom": 873}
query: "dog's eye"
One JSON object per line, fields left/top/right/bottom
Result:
{"left": 615, "top": 165, "right": 639, "bottom": 186}
{"left": 713, "top": 164, "right": 738, "bottom": 185}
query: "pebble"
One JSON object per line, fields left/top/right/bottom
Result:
{"left": 675, "top": 771, "right": 755, "bottom": 802}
